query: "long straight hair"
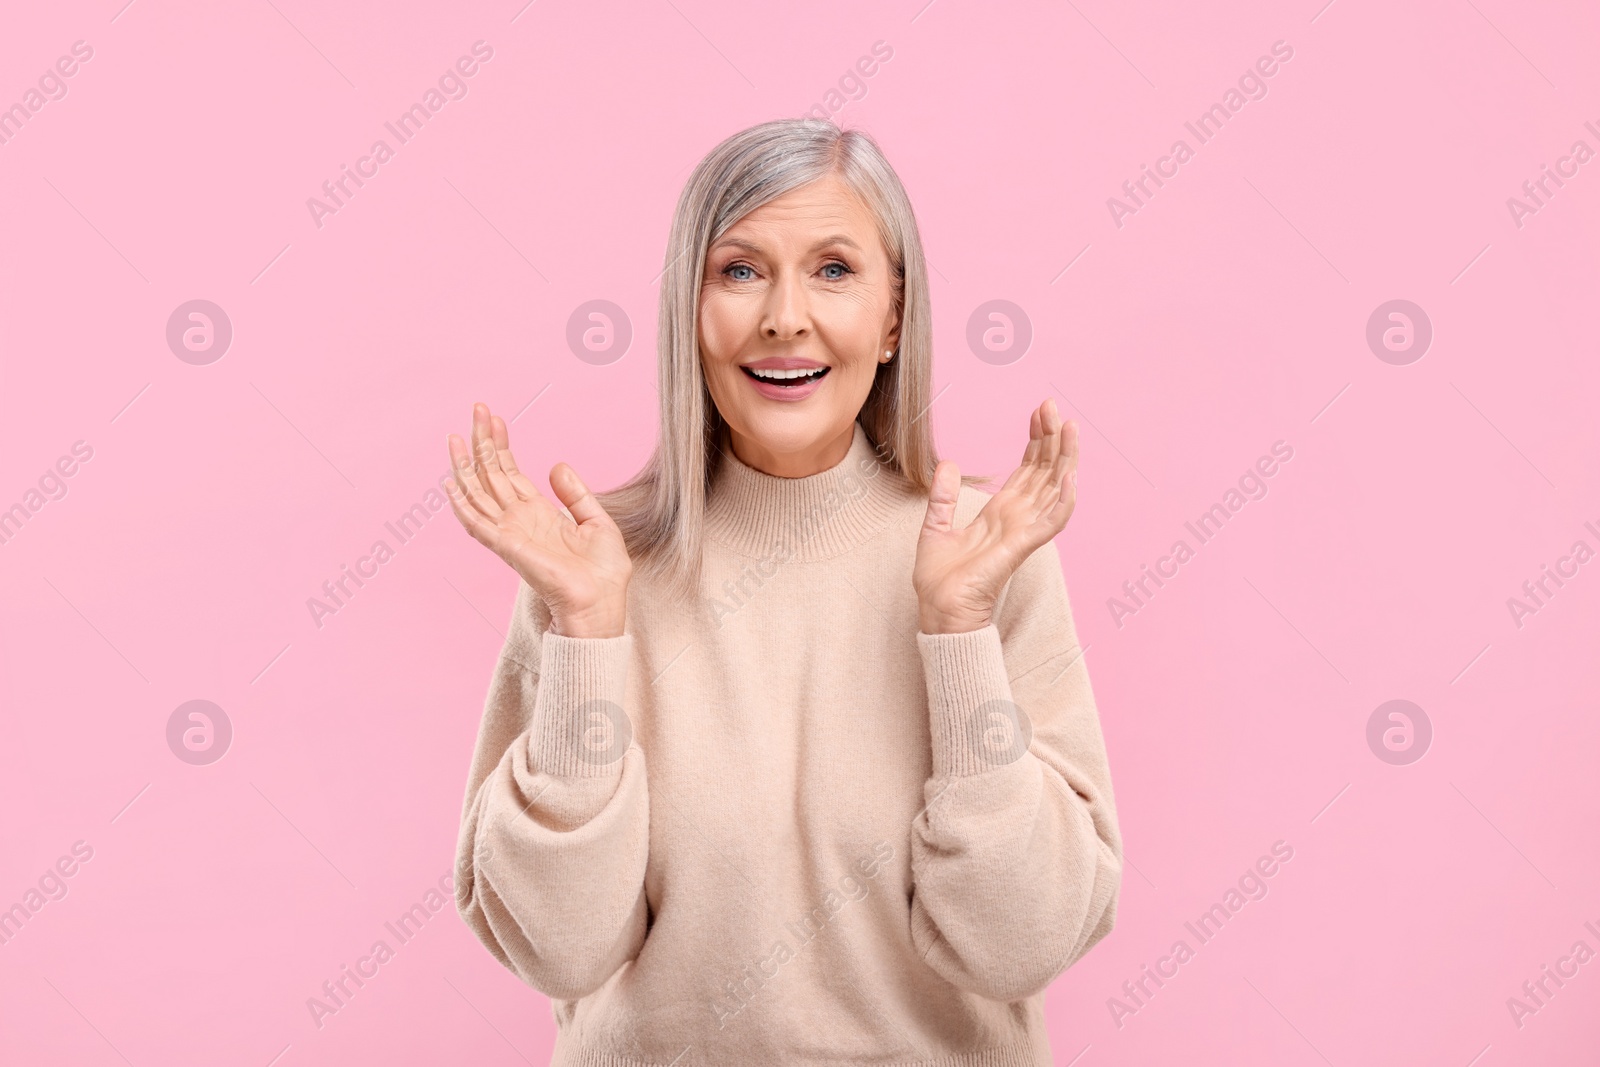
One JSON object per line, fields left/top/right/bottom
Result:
{"left": 597, "top": 118, "right": 976, "bottom": 602}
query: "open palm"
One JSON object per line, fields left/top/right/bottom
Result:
{"left": 445, "top": 403, "right": 632, "bottom": 637}
{"left": 914, "top": 398, "right": 1078, "bottom": 634}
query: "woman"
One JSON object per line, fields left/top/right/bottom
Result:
{"left": 447, "top": 118, "right": 1122, "bottom": 1065}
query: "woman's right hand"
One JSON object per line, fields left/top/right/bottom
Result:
{"left": 446, "top": 402, "right": 632, "bottom": 638}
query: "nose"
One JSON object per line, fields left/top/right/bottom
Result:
{"left": 761, "top": 268, "right": 811, "bottom": 342}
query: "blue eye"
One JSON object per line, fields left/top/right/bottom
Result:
{"left": 821, "top": 261, "right": 852, "bottom": 280}
{"left": 725, "top": 264, "right": 756, "bottom": 281}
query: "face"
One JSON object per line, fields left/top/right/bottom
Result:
{"left": 698, "top": 174, "right": 901, "bottom": 478}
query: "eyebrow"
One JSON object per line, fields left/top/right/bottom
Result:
{"left": 710, "top": 234, "right": 863, "bottom": 255}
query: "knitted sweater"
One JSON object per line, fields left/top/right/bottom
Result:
{"left": 454, "top": 421, "right": 1123, "bottom": 1065}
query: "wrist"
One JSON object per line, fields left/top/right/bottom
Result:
{"left": 918, "top": 606, "right": 992, "bottom": 635}
{"left": 549, "top": 602, "right": 627, "bottom": 639}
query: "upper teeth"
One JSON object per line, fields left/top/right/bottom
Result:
{"left": 749, "top": 367, "right": 823, "bottom": 380}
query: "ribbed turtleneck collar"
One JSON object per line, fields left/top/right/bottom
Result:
{"left": 703, "top": 422, "right": 910, "bottom": 561}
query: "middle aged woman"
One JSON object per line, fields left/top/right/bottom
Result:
{"left": 448, "top": 118, "right": 1122, "bottom": 1065}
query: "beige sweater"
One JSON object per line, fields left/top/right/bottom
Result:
{"left": 454, "top": 421, "right": 1123, "bottom": 1065}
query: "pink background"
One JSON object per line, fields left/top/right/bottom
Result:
{"left": 2, "top": 0, "right": 1597, "bottom": 1063}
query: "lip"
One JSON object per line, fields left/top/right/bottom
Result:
{"left": 739, "top": 360, "right": 830, "bottom": 402}
{"left": 741, "top": 357, "right": 827, "bottom": 370}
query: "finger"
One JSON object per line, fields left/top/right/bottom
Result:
{"left": 444, "top": 459, "right": 503, "bottom": 549}
{"left": 448, "top": 431, "right": 503, "bottom": 519}
{"left": 1021, "top": 405, "right": 1043, "bottom": 466}
{"left": 1043, "top": 466, "right": 1077, "bottom": 531}
{"left": 1000, "top": 407, "right": 1044, "bottom": 494}
{"left": 472, "top": 403, "right": 521, "bottom": 508}
{"left": 921, "top": 460, "right": 961, "bottom": 535}
{"left": 1025, "top": 412, "right": 1075, "bottom": 521}
{"left": 1022, "top": 460, "right": 1064, "bottom": 525}
{"left": 446, "top": 472, "right": 547, "bottom": 575}
{"left": 549, "top": 462, "right": 614, "bottom": 528}
{"left": 489, "top": 414, "right": 543, "bottom": 503}
{"left": 1046, "top": 418, "right": 1078, "bottom": 497}
{"left": 1009, "top": 401, "right": 1055, "bottom": 496}
{"left": 1039, "top": 398, "right": 1063, "bottom": 467}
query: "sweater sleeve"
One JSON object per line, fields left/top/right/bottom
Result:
{"left": 453, "top": 580, "right": 651, "bottom": 1001}
{"left": 908, "top": 536, "right": 1123, "bottom": 1002}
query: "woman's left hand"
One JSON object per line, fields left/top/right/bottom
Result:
{"left": 913, "top": 398, "right": 1079, "bottom": 634}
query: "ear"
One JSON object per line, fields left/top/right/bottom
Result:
{"left": 882, "top": 301, "right": 903, "bottom": 358}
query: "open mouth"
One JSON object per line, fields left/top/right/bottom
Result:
{"left": 741, "top": 365, "right": 830, "bottom": 388}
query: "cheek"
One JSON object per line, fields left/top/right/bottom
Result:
{"left": 699, "top": 294, "right": 753, "bottom": 361}
{"left": 817, "top": 304, "right": 886, "bottom": 365}
{"left": 837, "top": 359, "right": 881, "bottom": 400}
{"left": 697, "top": 300, "right": 746, "bottom": 408}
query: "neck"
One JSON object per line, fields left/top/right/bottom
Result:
{"left": 727, "top": 423, "right": 856, "bottom": 479}
{"left": 704, "top": 421, "right": 911, "bottom": 562}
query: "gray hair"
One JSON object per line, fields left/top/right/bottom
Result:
{"left": 597, "top": 118, "right": 976, "bottom": 602}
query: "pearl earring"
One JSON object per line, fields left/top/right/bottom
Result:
{"left": 882, "top": 349, "right": 894, "bottom": 363}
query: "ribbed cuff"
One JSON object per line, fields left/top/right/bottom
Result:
{"left": 528, "top": 632, "right": 635, "bottom": 777}
{"left": 917, "top": 625, "right": 1032, "bottom": 778}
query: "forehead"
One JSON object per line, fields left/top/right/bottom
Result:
{"left": 718, "top": 175, "right": 883, "bottom": 249}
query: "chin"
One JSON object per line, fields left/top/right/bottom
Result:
{"left": 736, "top": 413, "right": 836, "bottom": 454}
